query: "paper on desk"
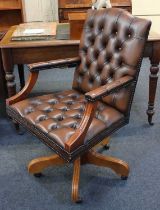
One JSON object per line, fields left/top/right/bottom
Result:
{"left": 11, "top": 22, "right": 57, "bottom": 41}
{"left": 23, "top": 29, "right": 45, "bottom": 34}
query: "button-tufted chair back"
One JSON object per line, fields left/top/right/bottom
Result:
{"left": 73, "top": 8, "right": 150, "bottom": 114}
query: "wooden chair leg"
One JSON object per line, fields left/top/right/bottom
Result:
{"left": 84, "top": 150, "right": 129, "bottom": 179}
{"left": 18, "top": 64, "right": 25, "bottom": 90}
{"left": 28, "top": 154, "right": 65, "bottom": 176}
{"left": 72, "top": 157, "right": 82, "bottom": 203}
{"left": 12, "top": 119, "right": 23, "bottom": 135}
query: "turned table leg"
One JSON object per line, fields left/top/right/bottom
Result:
{"left": 147, "top": 65, "right": 159, "bottom": 125}
{"left": 1, "top": 48, "right": 19, "bottom": 128}
{"left": 147, "top": 42, "right": 160, "bottom": 125}
{"left": 0, "top": 49, "right": 7, "bottom": 117}
{"left": 1, "top": 48, "right": 15, "bottom": 98}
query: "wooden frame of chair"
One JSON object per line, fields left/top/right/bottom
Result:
{"left": 6, "top": 63, "right": 129, "bottom": 203}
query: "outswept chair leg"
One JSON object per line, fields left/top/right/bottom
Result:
{"left": 28, "top": 154, "right": 65, "bottom": 176}
{"left": 84, "top": 150, "right": 129, "bottom": 179}
{"left": 72, "top": 157, "right": 82, "bottom": 203}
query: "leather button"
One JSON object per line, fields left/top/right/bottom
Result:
{"left": 89, "top": 76, "right": 94, "bottom": 83}
{"left": 102, "top": 37, "right": 108, "bottom": 47}
{"left": 126, "top": 29, "right": 133, "bottom": 39}
{"left": 106, "top": 55, "right": 112, "bottom": 62}
{"left": 94, "top": 50, "right": 99, "bottom": 59}
{"left": 89, "top": 21, "right": 94, "bottom": 29}
{"left": 118, "top": 59, "right": 123, "bottom": 66}
{"left": 90, "top": 37, "right": 95, "bottom": 45}
{"left": 70, "top": 123, "right": 77, "bottom": 129}
{"left": 79, "top": 71, "right": 85, "bottom": 77}
{"left": 112, "top": 29, "right": 118, "bottom": 36}
{"left": 45, "top": 108, "right": 53, "bottom": 113}
{"left": 58, "top": 116, "right": 64, "bottom": 121}
{"left": 24, "top": 106, "right": 34, "bottom": 115}
{"left": 48, "top": 99, "right": 58, "bottom": 105}
{"left": 67, "top": 101, "right": 74, "bottom": 105}
{"left": 62, "top": 107, "right": 68, "bottom": 111}
{"left": 75, "top": 114, "right": 82, "bottom": 119}
{"left": 97, "top": 66, "right": 102, "bottom": 73}
{"left": 86, "top": 62, "right": 91, "bottom": 68}
{"left": 50, "top": 124, "right": 58, "bottom": 130}
{"left": 30, "top": 99, "right": 42, "bottom": 106}
{"left": 36, "top": 115, "right": 48, "bottom": 123}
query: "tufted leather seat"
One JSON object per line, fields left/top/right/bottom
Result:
{"left": 10, "top": 89, "right": 123, "bottom": 148}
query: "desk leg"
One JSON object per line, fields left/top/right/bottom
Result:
{"left": 147, "top": 43, "right": 160, "bottom": 125}
{"left": 1, "top": 48, "right": 15, "bottom": 98}
{"left": 0, "top": 50, "right": 7, "bottom": 117}
{"left": 18, "top": 64, "right": 25, "bottom": 90}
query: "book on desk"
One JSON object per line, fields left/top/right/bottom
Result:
{"left": 11, "top": 22, "right": 70, "bottom": 41}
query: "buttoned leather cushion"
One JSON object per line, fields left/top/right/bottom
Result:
{"left": 73, "top": 8, "right": 150, "bottom": 113}
{"left": 11, "top": 90, "right": 124, "bottom": 148}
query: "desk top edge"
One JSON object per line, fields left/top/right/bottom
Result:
{"left": 0, "top": 25, "right": 160, "bottom": 49}
{"left": 0, "top": 26, "right": 80, "bottom": 49}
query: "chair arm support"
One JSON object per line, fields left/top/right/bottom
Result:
{"left": 65, "top": 76, "right": 134, "bottom": 152}
{"left": 6, "top": 72, "right": 39, "bottom": 106}
{"left": 85, "top": 76, "right": 134, "bottom": 101}
{"left": 28, "top": 57, "right": 81, "bottom": 72}
{"left": 7, "top": 57, "right": 81, "bottom": 105}
{"left": 65, "top": 101, "right": 98, "bottom": 153}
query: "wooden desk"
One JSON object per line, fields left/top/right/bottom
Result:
{"left": 0, "top": 26, "right": 160, "bottom": 125}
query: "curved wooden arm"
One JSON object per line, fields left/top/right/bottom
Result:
{"left": 6, "top": 72, "right": 39, "bottom": 105}
{"left": 28, "top": 57, "right": 81, "bottom": 72}
{"left": 85, "top": 76, "right": 134, "bottom": 101}
{"left": 65, "top": 101, "right": 98, "bottom": 152}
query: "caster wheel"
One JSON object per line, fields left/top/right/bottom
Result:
{"left": 75, "top": 197, "right": 82, "bottom": 204}
{"left": 34, "top": 173, "right": 43, "bottom": 178}
{"left": 121, "top": 176, "right": 128, "bottom": 180}
{"left": 104, "top": 144, "right": 110, "bottom": 150}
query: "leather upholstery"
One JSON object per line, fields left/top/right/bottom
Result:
{"left": 11, "top": 90, "right": 123, "bottom": 147}
{"left": 7, "top": 8, "right": 151, "bottom": 161}
{"left": 73, "top": 8, "right": 151, "bottom": 113}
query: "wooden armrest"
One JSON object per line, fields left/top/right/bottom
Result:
{"left": 65, "top": 101, "right": 98, "bottom": 153}
{"left": 6, "top": 72, "right": 39, "bottom": 106}
{"left": 28, "top": 57, "right": 81, "bottom": 72}
{"left": 85, "top": 76, "right": 134, "bottom": 101}
{"left": 7, "top": 57, "right": 80, "bottom": 106}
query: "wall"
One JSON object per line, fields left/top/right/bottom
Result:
{"left": 132, "top": 0, "right": 160, "bottom": 15}
{"left": 22, "top": 0, "right": 59, "bottom": 22}
{"left": 132, "top": 0, "right": 160, "bottom": 37}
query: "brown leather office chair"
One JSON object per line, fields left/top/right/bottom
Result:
{"left": 6, "top": 8, "right": 151, "bottom": 203}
